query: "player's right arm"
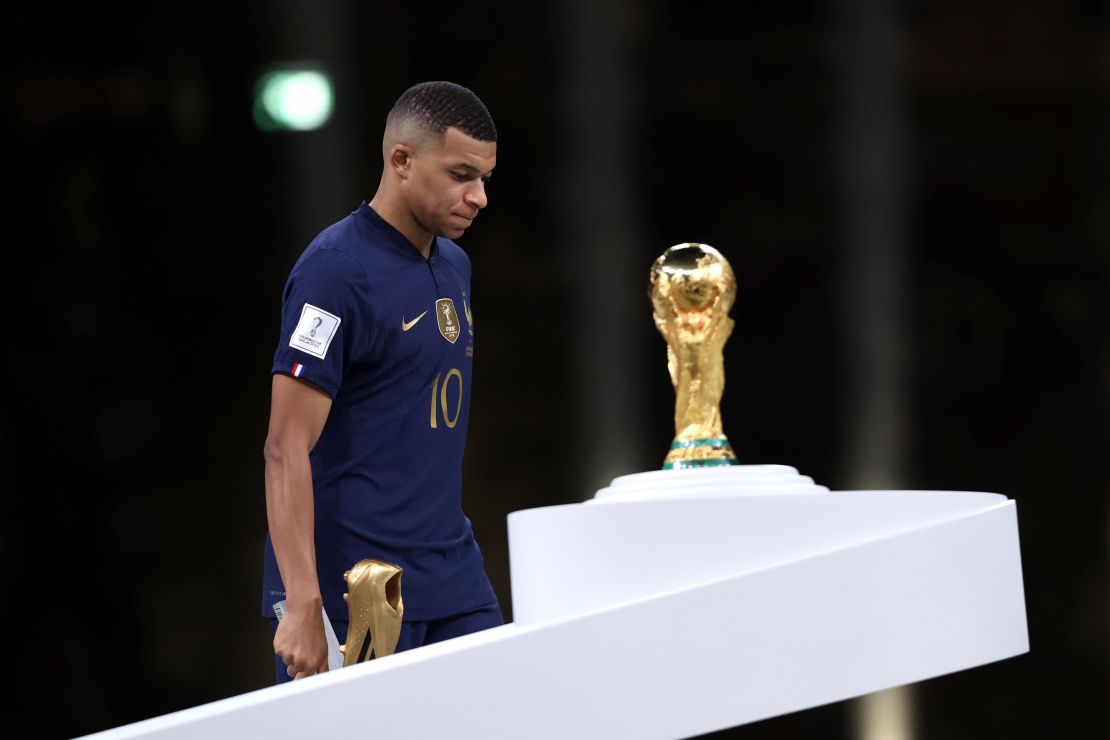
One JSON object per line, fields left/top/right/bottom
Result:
{"left": 264, "top": 373, "right": 333, "bottom": 679}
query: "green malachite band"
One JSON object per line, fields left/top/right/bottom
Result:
{"left": 670, "top": 438, "right": 732, "bottom": 450}
{"left": 663, "top": 458, "right": 740, "bottom": 470}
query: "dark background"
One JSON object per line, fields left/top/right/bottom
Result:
{"left": 5, "top": 1, "right": 1107, "bottom": 738}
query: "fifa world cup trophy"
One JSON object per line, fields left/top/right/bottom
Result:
{"left": 650, "top": 243, "right": 740, "bottom": 469}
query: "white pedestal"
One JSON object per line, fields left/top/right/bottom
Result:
{"left": 82, "top": 466, "right": 1028, "bottom": 739}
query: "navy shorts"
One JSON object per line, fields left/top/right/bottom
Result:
{"left": 270, "top": 600, "right": 503, "bottom": 684}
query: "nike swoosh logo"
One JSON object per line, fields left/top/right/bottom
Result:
{"left": 401, "top": 310, "right": 428, "bottom": 331}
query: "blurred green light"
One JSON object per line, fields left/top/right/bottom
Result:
{"left": 254, "top": 69, "right": 334, "bottom": 132}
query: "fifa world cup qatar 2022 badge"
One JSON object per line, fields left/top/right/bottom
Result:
{"left": 650, "top": 243, "right": 741, "bottom": 470}
{"left": 289, "top": 303, "right": 341, "bottom": 359}
{"left": 340, "top": 560, "right": 404, "bottom": 665}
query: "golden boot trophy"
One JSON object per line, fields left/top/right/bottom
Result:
{"left": 340, "top": 559, "right": 404, "bottom": 665}
{"left": 650, "top": 243, "right": 740, "bottom": 469}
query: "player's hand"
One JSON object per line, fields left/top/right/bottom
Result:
{"left": 273, "top": 599, "right": 329, "bottom": 680}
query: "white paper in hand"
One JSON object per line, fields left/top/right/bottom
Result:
{"left": 272, "top": 600, "right": 344, "bottom": 672}
{"left": 320, "top": 607, "right": 344, "bottom": 671}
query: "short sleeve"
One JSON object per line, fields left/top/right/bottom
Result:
{"left": 271, "top": 248, "right": 371, "bottom": 398}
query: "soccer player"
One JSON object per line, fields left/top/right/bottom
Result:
{"left": 262, "top": 81, "right": 501, "bottom": 682}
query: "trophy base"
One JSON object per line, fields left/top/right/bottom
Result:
{"left": 663, "top": 437, "right": 740, "bottom": 470}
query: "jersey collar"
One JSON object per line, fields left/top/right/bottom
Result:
{"left": 356, "top": 201, "right": 441, "bottom": 261}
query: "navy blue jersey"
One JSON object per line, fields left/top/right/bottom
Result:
{"left": 261, "top": 202, "right": 496, "bottom": 622}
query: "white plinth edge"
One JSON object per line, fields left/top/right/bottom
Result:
{"left": 83, "top": 466, "right": 1028, "bottom": 740}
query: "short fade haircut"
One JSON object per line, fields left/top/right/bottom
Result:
{"left": 386, "top": 81, "right": 497, "bottom": 144}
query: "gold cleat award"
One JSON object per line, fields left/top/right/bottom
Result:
{"left": 340, "top": 559, "right": 404, "bottom": 665}
{"left": 650, "top": 243, "right": 741, "bottom": 470}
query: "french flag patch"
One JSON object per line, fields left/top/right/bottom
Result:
{"left": 292, "top": 363, "right": 305, "bottom": 378}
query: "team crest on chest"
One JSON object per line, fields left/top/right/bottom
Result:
{"left": 436, "top": 298, "right": 460, "bottom": 344}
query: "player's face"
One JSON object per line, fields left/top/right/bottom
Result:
{"left": 407, "top": 126, "right": 497, "bottom": 240}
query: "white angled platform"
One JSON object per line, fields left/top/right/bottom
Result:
{"left": 83, "top": 466, "right": 1028, "bottom": 740}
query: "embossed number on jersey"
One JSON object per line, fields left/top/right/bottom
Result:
{"left": 436, "top": 298, "right": 460, "bottom": 344}
{"left": 430, "top": 368, "right": 464, "bottom": 429}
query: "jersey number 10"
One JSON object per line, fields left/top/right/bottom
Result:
{"left": 430, "top": 368, "right": 464, "bottom": 429}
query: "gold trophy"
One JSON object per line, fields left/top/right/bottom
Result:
{"left": 340, "top": 559, "right": 404, "bottom": 665}
{"left": 650, "top": 243, "right": 740, "bottom": 470}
